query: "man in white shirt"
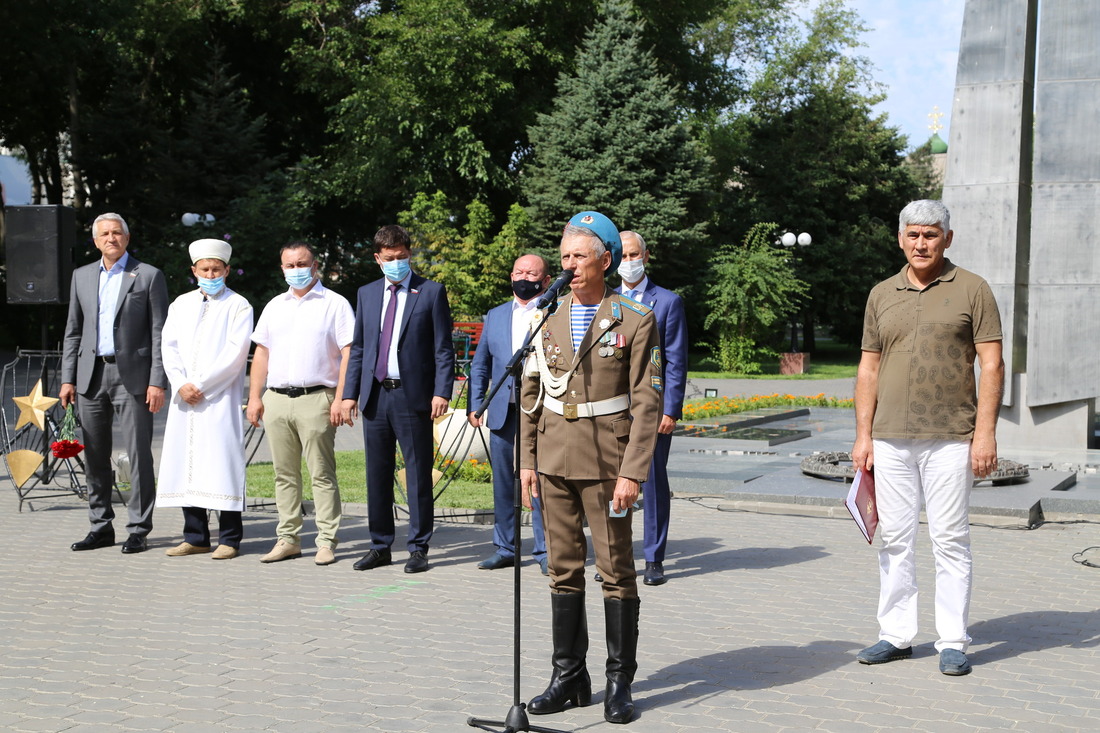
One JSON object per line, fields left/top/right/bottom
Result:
{"left": 247, "top": 242, "right": 354, "bottom": 566}
{"left": 468, "top": 254, "right": 551, "bottom": 573}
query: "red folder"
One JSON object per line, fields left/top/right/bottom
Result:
{"left": 845, "top": 468, "right": 878, "bottom": 544}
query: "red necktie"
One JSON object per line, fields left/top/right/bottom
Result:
{"left": 374, "top": 283, "right": 399, "bottom": 382}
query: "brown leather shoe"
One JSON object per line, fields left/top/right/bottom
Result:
{"left": 211, "top": 545, "right": 238, "bottom": 560}
{"left": 165, "top": 542, "right": 212, "bottom": 557}
{"left": 259, "top": 539, "right": 301, "bottom": 563}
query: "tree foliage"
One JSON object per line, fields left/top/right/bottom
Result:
{"left": 710, "top": 0, "right": 921, "bottom": 347}
{"left": 1, "top": 0, "right": 930, "bottom": 359}
{"left": 703, "top": 223, "right": 807, "bottom": 373}
{"left": 398, "top": 192, "right": 532, "bottom": 320}
{"left": 523, "top": 0, "right": 710, "bottom": 293}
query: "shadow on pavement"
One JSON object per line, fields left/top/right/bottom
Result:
{"left": 969, "top": 609, "right": 1100, "bottom": 663}
{"left": 639, "top": 639, "right": 861, "bottom": 708}
{"left": 667, "top": 541, "right": 830, "bottom": 577}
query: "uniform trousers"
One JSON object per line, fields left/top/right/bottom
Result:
{"left": 540, "top": 474, "right": 637, "bottom": 600}
{"left": 78, "top": 360, "right": 156, "bottom": 537}
{"left": 873, "top": 438, "right": 973, "bottom": 652}
{"left": 182, "top": 506, "right": 243, "bottom": 548}
{"left": 262, "top": 389, "right": 342, "bottom": 548}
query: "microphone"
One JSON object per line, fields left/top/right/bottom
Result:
{"left": 536, "top": 270, "right": 575, "bottom": 309}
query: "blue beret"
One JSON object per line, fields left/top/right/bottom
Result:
{"left": 568, "top": 211, "right": 622, "bottom": 273}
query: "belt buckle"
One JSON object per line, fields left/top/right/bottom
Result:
{"left": 286, "top": 387, "right": 304, "bottom": 398}
{"left": 562, "top": 403, "right": 578, "bottom": 421}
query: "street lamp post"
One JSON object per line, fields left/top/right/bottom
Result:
{"left": 778, "top": 231, "right": 812, "bottom": 353}
{"left": 181, "top": 213, "right": 216, "bottom": 227}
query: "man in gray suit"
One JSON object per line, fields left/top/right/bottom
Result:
{"left": 60, "top": 213, "right": 169, "bottom": 554}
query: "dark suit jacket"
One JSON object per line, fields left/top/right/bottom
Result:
{"left": 61, "top": 254, "right": 169, "bottom": 395}
{"left": 343, "top": 272, "right": 455, "bottom": 410}
{"left": 621, "top": 281, "right": 688, "bottom": 420}
{"left": 468, "top": 299, "right": 522, "bottom": 431}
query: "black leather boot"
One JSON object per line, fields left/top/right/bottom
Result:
{"left": 604, "top": 597, "right": 640, "bottom": 724}
{"left": 529, "top": 592, "right": 592, "bottom": 714}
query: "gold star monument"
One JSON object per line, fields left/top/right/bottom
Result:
{"left": 12, "top": 379, "right": 60, "bottom": 431}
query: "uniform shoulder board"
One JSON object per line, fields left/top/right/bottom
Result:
{"left": 618, "top": 294, "right": 652, "bottom": 316}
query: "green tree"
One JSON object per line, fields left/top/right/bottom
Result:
{"left": 311, "top": 0, "right": 550, "bottom": 223}
{"left": 703, "top": 223, "right": 808, "bottom": 373}
{"left": 905, "top": 140, "right": 945, "bottom": 200}
{"left": 523, "top": 0, "right": 710, "bottom": 293}
{"left": 398, "top": 192, "right": 532, "bottom": 320}
{"left": 711, "top": 0, "right": 920, "bottom": 348}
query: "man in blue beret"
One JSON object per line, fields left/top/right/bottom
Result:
{"left": 519, "top": 211, "right": 662, "bottom": 724}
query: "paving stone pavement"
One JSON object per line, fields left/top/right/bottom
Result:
{"left": 2, "top": 484, "right": 1098, "bottom": 733}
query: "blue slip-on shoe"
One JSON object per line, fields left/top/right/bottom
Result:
{"left": 477, "top": 552, "right": 514, "bottom": 570}
{"left": 856, "top": 640, "right": 913, "bottom": 664}
{"left": 939, "top": 649, "right": 972, "bottom": 676}
{"left": 539, "top": 557, "right": 549, "bottom": 575}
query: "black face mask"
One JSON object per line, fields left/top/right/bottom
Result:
{"left": 512, "top": 279, "right": 545, "bottom": 301}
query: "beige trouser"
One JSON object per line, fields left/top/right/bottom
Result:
{"left": 262, "top": 389, "right": 341, "bottom": 548}
{"left": 540, "top": 474, "right": 637, "bottom": 600}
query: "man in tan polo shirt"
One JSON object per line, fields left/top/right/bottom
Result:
{"left": 852, "top": 200, "right": 1004, "bottom": 677}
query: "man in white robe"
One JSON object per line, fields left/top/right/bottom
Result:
{"left": 157, "top": 238, "right": 254, "bottom": 559}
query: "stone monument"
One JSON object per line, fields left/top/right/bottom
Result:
{"left": 942, "top": 0, "right": 1099, "bottom": 450}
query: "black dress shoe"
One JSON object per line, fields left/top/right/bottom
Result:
{"left": 643, "top": 561, "right": 666, "bottom": 586}
{"left": 120, "top": 534, "right": 148, "bottom": 554}
{"left": 404, "top": 550, "right": 429, "bottom": 574}
{"left": 71, "top": 531, "right": 115, "bottom": 551}
{"left": 353, "top": 548, "right": 392, "bottom": 571}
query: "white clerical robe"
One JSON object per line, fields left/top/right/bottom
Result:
{"left": 156, "top": 288, "right": 253, "bottom": 512}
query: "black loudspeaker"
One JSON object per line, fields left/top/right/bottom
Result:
{"left": 4, "top": 205, "right": 76, "bottom": 304}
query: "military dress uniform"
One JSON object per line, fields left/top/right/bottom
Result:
{"left": 520, "top": 283, "right": 662, "bottom": 723}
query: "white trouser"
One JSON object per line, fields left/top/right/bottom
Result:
{"left": 872, "top": 438, "right": 973, "bottom": 652}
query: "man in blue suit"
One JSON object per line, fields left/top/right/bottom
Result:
{"left": 467, "top": 254, "right": 551, "bottom": 573}
{"left": 617, "top": 230, "right": 688, "bottom": 586}
{"left": 341, "top": 225, "right": 455, "bottom": 573}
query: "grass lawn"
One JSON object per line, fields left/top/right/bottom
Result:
{"left": 246, "top": 452, "right": 497, "bottom": 510}
{"left": 247, "top": 338, "right": 860, "bottom": 509}
{"left": 686, "top": 338, "right": 860, "bottom": 379}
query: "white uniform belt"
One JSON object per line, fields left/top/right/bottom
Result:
{"left": 544, "top": 394, "right": 629, "bottom": 420}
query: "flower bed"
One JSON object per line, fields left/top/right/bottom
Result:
{"left": 682, "top": 393, "right": 854, "bottom": 421}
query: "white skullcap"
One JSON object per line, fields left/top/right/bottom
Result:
{"left": 188, "top": 238, "right": 232, "bottom": 264}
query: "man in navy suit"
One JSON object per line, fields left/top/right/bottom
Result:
{"left": 617, "top": 230, "right": 688, "bottom": 586}
{"left": 467, "top": 254, "right": 551, "bottom": 573}
{"left": 340, "top": 225, "right": 455, "bottom": 573}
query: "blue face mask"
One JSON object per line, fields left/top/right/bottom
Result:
{"left": 284, "top": 266, "right": 315, "bottom": 290}
{"left": 198, "top": 276, "right": 225, "bottom": 296}
{"left": 380, "top": 257, "right": 411, "bottom": 282}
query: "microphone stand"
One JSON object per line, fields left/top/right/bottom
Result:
{"left": 467, "top": 299, "right": 566, "bottom": 733}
